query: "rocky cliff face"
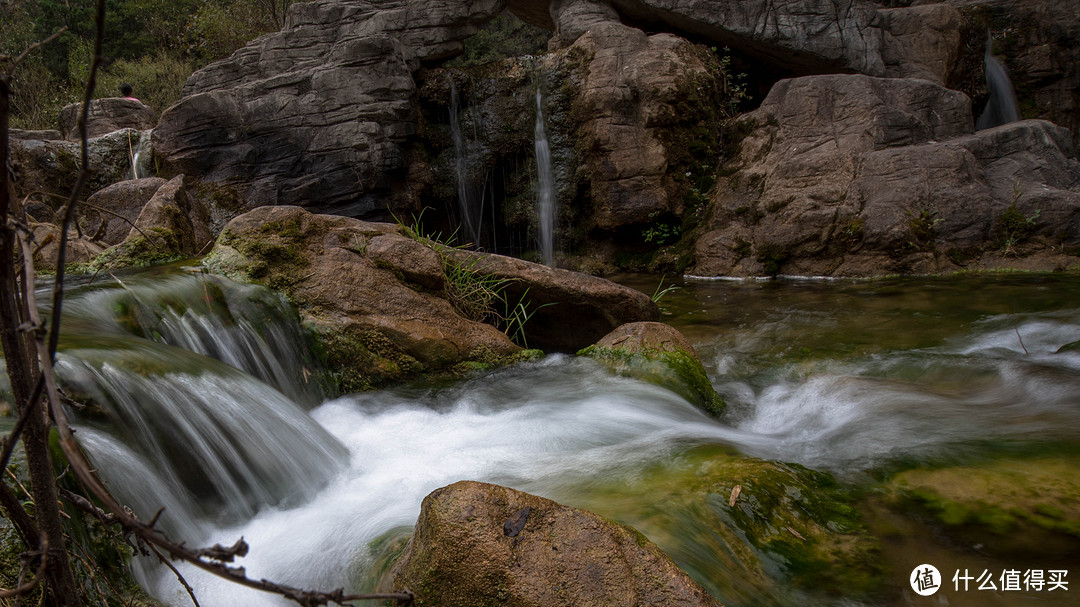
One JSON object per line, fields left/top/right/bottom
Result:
{"left": 690, "top": 74, "right": 1080, "bottom": 277}
{"left": 147, "top": 0, "right": 1080, "bottom": 276}
{"left": 153, "top": 0, "right": 506, "bottom": 216}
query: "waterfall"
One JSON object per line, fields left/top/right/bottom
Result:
{"left": 450, "top": 80, "right": 482, "bottom": 244}
{"left": 534, "top": 89, "right": 556, "bottom": 267}
{"left": 55, "top": 271, "right": 346, "bottom": 534}
{"left": 976, "top": 31, "right": 1021, "bottom": 130}
{"left": 127, "top": 129, "right": 153, "bottom": 179}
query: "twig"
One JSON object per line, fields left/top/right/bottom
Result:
{"left": 2, "top": 28, "right": 68, "bottom": 74}
{"left": 147, "top": 543, "right": 201, "bottom": 607}
{"left": 1016, "top": 328, "right": 1028, "bottom": 355}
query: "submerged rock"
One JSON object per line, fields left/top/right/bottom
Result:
{"left": 885, "top": 455, "right": 1080, "bottom": 557}
{"left": 387, "top": 480, "right": 724, "bottom": 607}
{"left": 580, "top": 321, "right": 724, "bottom": 416}
{"left": 573, "top": 447, "right": 886, "bottom": 604}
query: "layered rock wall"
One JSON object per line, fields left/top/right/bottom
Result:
{"left": 154, "top": 0, "right": 506, "bottom": 216}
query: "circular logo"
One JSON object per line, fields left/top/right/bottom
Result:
{"left": 910, "top": 564, "right": 942, "bottom": 596}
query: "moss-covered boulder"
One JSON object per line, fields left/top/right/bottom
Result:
{"left": 580, "top": 321, "right": 724, "bottom": 416}
{"left": 202, "top": 206, "right": 523, "bottom": 391}
{"left": 572, "top": 447, "right": 886, "bottom": 605}
{"left": 385, "top": 480, "right": 723, "bottom": 607}
{"left": 80, "top": 174, "right": 214, "bottom": 272}
{"left": 884, "top": 455, "right": 1080, "bottom": 557}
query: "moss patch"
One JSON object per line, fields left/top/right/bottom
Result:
{"left": 69, "top": 230, "right": 189, "bottom": 274}
{"left": 314, "top": 326, "right": 424, "bottom": 393}
{"left": 885, "top": 455, "right": 1080, "bottom": 556}
{"left": 579, "top": 344, "right": 725, "bottom": 416}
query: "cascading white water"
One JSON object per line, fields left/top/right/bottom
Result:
{"left": 533, "top": 89, "right": 556, "bottom": 266}
{"left": 976, "top": 31, "right": 1021, "bottom": 130}
{"left": 43, "top": 269, "right": 1080, "bottom": 607}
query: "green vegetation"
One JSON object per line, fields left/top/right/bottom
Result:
{"left": 886, "top": 455, "right": 1080, "bottom": 556}
{"left": 998, "top": 202, "right": 1041, "bottom": 256}
{"left": 396, "top": 209, "right": 550, "bottom": 349}
{"left": 445, "top": 12, "right": 550, "bottom": 68}
{"left": 1, "top": 0, "right": 304, "bottom": 128}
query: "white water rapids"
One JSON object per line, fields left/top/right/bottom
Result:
{"left": 39, "top": 270, "right": 1080, "bottom": 606}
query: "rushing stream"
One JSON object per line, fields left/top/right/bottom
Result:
{"left": 19, "top": 267, "right": 1080, "bottom": 606}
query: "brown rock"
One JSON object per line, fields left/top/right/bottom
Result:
{"left": 691, "top": 74, "right": 1080, "bottom": 277}
{"left": 444, "top": 248, "right": 659, "bottom": 352}
{"left": 572, "top": 23, "right": 723, "bottom": 230}
{"left": 29, "top": 222, "right": 106, "bottom": 269}
{"left": 82, "top": 177, "right": 167, "bottom": 245}
{"left": 204, "top": 206, "right": 521, "bottom": 390}
{"left": 125, "top": 175, "right": 213, "bottom": 256}
{"left": 388, "top": 480, "right": 724, "bottom": 607}
{"left": 58, "top": 98, "right": 157, "bottom": 140}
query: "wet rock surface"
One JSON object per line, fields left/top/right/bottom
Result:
{"left": 388, "top": 480, "right": 724, "bottom": 607}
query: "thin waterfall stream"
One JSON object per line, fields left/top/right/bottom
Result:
{"left": 976, "top": 30, "right": 1021, "bottom": 130}
{"left": 534, "top": 89, "right": 556, "bottom": 267}
{"left": 25, "top": 268, "right": 1080, "bottom": 607}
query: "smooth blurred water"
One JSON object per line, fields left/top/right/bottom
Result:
{"left": 38, "top": 269, "right": 1080, "bottom": 606}
{"left": 534, "top": 89, "right": 556, "bottom": 266}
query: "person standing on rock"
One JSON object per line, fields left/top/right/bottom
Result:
{"left": 119, "top": 83, "right": 139, "bottom": 102}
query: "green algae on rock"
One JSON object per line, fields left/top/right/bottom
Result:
{"left": 571, "top": 445, "right": 886, "bottom": 605}
{"left": 580, "top": 321, "right": 725, "bottom": 416}
{"left": 885, "top": 455, "right": 1080, "bottom": 557}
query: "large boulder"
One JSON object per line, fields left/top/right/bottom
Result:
{"left": 153, "top": 0, "right": 506, "bottom": 215}
{"left": 571, "top": 23, "right": 725, "bottom": 230}
{"left": 86, "top": 175, "right": 215, "bottom": 271}
{"left": 690, "top": 74, "right": 1080, "bottom": 277}
{"left": 9, "top": 129, "right": 148, "bottom": 216}
{"left": 82, "top": 177, "right": 168, "bottom": 245}
{"left": 515, "top": 0, "right": 888, "bottom": 76}
{"left": 203, "top": 206, "right": 523, "bottom": 391}
{"left": 443, "top": 248, "right": 659, "bottom": 352}
{"left": 387, "top": 480, "right": 724, "bottom": 607}
{"left": 580, "top": 321, "right": 724, "bottom": 416}
{"left": 58, "top": 98, "right": 157, "bottom": 140}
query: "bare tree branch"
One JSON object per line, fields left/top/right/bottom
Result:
{"left": 1, "top": 28, "right": 69, "bottom": 76}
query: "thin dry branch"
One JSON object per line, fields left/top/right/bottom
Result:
{"left": 1, "top": 28, "right": 69, "bottom": 75}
